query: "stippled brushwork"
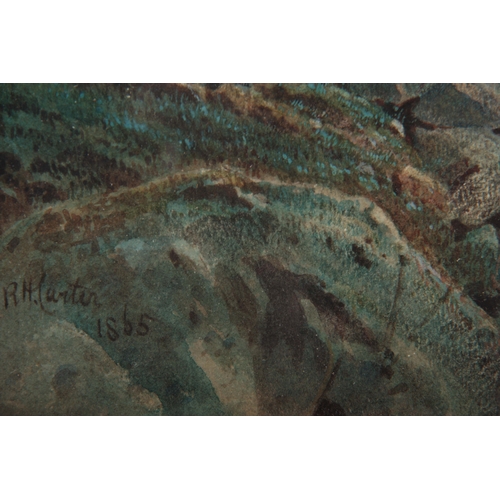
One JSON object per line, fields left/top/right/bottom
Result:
{"left": 1, "top": 83, "right": 500, "bottom": 415}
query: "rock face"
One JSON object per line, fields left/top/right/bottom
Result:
{"left": 0, "top": 307, "right": 162, "bottom": 416}
{"left": 1, "top": 84, "right": 500, "bottom": 415}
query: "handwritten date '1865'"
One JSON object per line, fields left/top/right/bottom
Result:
{"left": 97, "top": 304, "right": 157, "bottom": 342}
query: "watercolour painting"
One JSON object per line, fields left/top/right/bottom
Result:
{"left": 1, "top": 83, "right": 500, "bottom": 416}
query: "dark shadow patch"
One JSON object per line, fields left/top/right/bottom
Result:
{"left": 0, "top": 89, "right": 40, "bottom": 117}
{"left": 168, "top": 249, "right": 196, "bottom": 273}
{"left": 6, "top": 236, "right": 20, "bottom": 253}
{"left": 252, "top": 259, "right": 380, "bottom": 413}
{"left": 39, "top": 110, "right": 62, "bottom": 128}
{"left": 215, "top": 265, "right": 259, "bottom": 344}
{"left": 251, "top": 259, "right": 334, "bottom": 414}
{"left": 247, "top": 104, "right": 300, "bottom": 135}
{"left": 30, "top": 157, "right": 52, "bottom": 175}
{"left": 313, "top": 399, "right": 346, "bottom": 416}
{"left": 352, "top": 244, "right": 373, "bottom": 269}
{"left": 102, "top": 167, "right": 142, "bottom": 191}
{"left": 391, "top": 172, "right": 403, "bottom": 196}
{"left": 0, "top": 151, "right": 21, "bottom": 176}
{"left": 51, "top": 365, "right": 79, "bottom": 397}
{"left": 181, "top": 184, "right": 253, "bottom": 210}
{"left": 24, "top": 181, "right": 63, "bottom": 205}
{"left": 254, "top": 259, "right": 308, "bottom": 364}
{"left": 204, "top": 89, "right": 240, "bottom": 115}
{"left": 380, "top": 365, "right": 394, "bottom": 379}
{"left": 301, "top": 281, "right": 350, "bottom": 323}
{"left": 467, "top": 284, "right": 500, "bottom": 318}
{"left": 168, "top": 249, "right": 181, "bottom": 268}
{"left": 326, "top": 236, "right": 335, "bottom": 251}
{"left": 295, "top": 267, "right": 379, "bottom": 349}
{"left": 189, "top": 310, "right": 199, "bottom": 325}
{"left": 486, "top": 211, "right": 500, "bottom": 230}
{"left": 450, "top": 218, "right": 469, "bottom": 242}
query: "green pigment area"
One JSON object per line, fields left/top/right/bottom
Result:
{"left": 1, "top": 84, "right": 500, "bottom": 415}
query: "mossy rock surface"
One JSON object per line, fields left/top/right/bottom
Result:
{"left": 1, "top": 84, "right": 500, "bottom": 414}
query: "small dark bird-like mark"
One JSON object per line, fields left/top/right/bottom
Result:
{"left": 374, "top": 96, "right": 444, "bottom": 146}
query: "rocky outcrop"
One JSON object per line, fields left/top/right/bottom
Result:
{"left": 1, "top": 169, "right": 499, "bottom": 414}
{"left": 1, "top": 84, "right": 500, "bottom": 414}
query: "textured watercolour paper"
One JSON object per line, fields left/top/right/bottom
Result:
{"left": 1, "top": 83, "right": 500, "bottom": 415}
